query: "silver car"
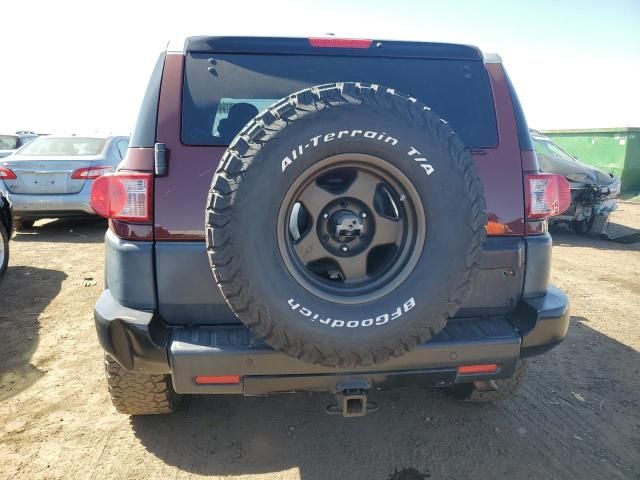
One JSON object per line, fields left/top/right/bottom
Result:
{"left": 0, "top": 135, "right": 129, "bottom": 229}
{"left": 0, "top": 133, "right": 38, "bottom": 159}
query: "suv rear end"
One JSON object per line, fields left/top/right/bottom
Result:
{"left": 94, "top": 36, "right": 570, "bottom": 417}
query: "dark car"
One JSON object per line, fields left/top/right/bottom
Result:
{"left": 0, "top": 192, "right": 12, "bottom": 278}
{"left": 531, "top": 130, "right": 620, "bottom": 237}
{"left": 91, "top": 36, "right": 571, "bottom": 417}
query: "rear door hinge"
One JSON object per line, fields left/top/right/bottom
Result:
{"left": 154, "top": 143, "right": 168, "bottom": 176}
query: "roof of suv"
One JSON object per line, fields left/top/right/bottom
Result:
{"left": 173, "top": 36, "right": 486, "bottom": 61}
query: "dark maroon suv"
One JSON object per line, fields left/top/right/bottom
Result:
{"left": 92, "top": 36, "right": 571, "bottom": 417}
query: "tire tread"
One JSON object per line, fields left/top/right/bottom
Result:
{"left": 206, "top": 82, "right": 487, "bottom": 368}
{"left": 104, "top": 355, "right": 180, "bottom": 415}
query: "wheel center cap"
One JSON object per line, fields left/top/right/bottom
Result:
{"left": 329, "top": 210, "right": 363, "bottom": 242}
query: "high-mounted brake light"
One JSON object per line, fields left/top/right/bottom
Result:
{"left": 0, "top": 166, "right": 17, "bottom": 180}
{"left": 308, "top": 37, "right": 372, "bottom": 49}
{"left": 71, "top": 165, "right": 114, "bottom": 179}
{"left": 90, "top": 172, "right": 152, "bottom": 222}
{"left": 525, "top": 173, "right": 571, "bottom": 219}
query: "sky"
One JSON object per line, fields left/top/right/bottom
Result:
{"left": 1, "top": 0, "right": 639, "bottom": 135}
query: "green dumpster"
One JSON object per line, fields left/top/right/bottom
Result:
{"left": 541, "top": 128, "right": 640, "bottom": 193}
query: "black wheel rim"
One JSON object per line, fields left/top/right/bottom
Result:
{"left": 277, "top": 154, "right": 425, "bottom": 304}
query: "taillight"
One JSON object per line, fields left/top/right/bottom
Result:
{"left": 308, "top": 37, "right": 372, "bottom": 48}
{"left": 71, "top": 165, "right": 114, "bottom": 179}
{"left": 0, "top": 166, "right": 17, "bottom": 180}
{"left": 525, "top": 173, "right": 571, "bottom": 219}
{"left": 90, "top": 173, "right": 152, "bottom": 223}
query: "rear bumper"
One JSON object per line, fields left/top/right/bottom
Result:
{"left": 4, "top": 182, "right": 95, "bottom": 218}
{"left": 94, "top": 286, "right": 570, "bottom": 395}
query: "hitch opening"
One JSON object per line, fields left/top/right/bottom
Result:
{"left": 327, "top": 380, "right": 378, "bottom": 417}
{"left": 343, "top": 393, "right": 368, "bottom": 417}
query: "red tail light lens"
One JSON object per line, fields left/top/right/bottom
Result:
{"left": 71, "top": 165, "right": 114, "bottom": 179}
{"left": 525, "top": 173, "right": 571, "bottom": 219}
{"left": 90, "top": 173, "right": 152, "bottom": 222}
{"left": 0, "top": 166, "right": 17, "bottom": 180}
{"left": 308, "top": 37, "right": 372, "bottom": 49}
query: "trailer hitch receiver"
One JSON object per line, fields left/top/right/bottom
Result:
{"left": 327, "top": 379, "right": 378, "bottom": 417}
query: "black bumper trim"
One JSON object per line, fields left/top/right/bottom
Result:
{"left": 512, "top": 285, "right": 570, "bottom": 358}
{"left": 94, "top": 290, "right": 169, "bottom": 374}
{"left": 169, "top": 318, "right": 520, "bottom": 394}
{"left": 94, "top": 285, "right": 570, "bottom": 394}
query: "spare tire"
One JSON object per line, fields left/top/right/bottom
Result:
{"left": 206, "top": 82, "right": 486, "bottom": 368}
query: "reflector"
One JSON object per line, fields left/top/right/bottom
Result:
{"left": 457, "top": 364, "right": 498, "bottom": 374}
{"left": 195, "top": 375, "right": 241, "bottom": 385}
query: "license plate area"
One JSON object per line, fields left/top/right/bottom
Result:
{"left": 23, "top": 172, "right": 63, "bottom": 187}
{"left": 18, "top": 172, "right": 73, "bottom": 193}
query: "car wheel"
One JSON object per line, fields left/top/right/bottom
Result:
{"left": 0, "top": 222, "right": 8, "bottom": 278}
{"left": 586, "top": 213, "right": 609, "bottom": 238}
{"left": 104, "top": 355, "right": 181, "bottom": 415}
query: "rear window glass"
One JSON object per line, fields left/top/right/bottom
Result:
{"left": 182, "top": 53, "right": 498, "bottom": 148}
{"left": 0, "top": 135, "right": 19, "bottom": 150}
{"left": 17, "top": 137, "right": 106, "bottom": 156}
{"left": 532, "top": 136, "right": 576, "bottom": 164}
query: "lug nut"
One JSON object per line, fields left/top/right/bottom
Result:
{"left": 341, "top": 245, "right": 348, "bottom": 253}
{"left": 360, "top": 212, "right": 367, "bottom": 218}
{"left": 323, "top": 213, "right": 329, "bottom": 219}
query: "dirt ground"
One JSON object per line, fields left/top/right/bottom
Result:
{"left": 1, "top": 203, "right": 638, "bottom": 480}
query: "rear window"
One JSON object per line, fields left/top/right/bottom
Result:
{"left": 532, "top": 136, "right": 577, "bottom": 164}
{"left": 0, "top": 135, "right": 19, "bottom": 150}
{"left": 182, "top": 53, "right": 498, "bottom": 148}
{"left": 17, "top": 137, "right": 106, "bottom": 156}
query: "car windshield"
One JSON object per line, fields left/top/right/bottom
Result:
{"left": 0, "top": 135, "right": 19, "bottom": 150}
{"left": 533, "top": 137, "right": 576, "bottom": 163}
{"left": 182, "top": 53, "right": 499, "bottom": 148}
{"left": 16, "top": 137, "right": 107, "bottom": 156}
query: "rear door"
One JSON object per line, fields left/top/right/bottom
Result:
{"left": 153, "top": 42, "right": 505, "bottom": 326}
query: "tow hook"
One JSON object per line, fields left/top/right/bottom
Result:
{"left": 326, "top": 380, "right": 378, "bottom": 418}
